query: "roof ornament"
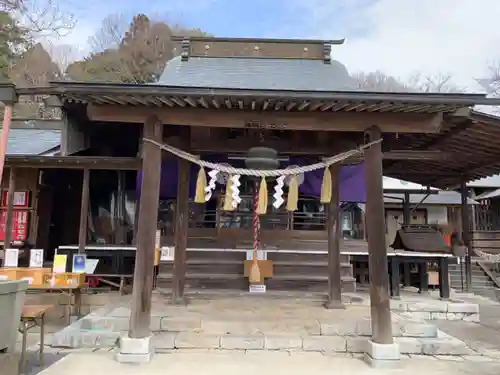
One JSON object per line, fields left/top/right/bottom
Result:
{"left": 323, "top": 43, "right": 332, "bottom": 64}
{"left": 181, "top": 38, "right": 191, "bottom": 61}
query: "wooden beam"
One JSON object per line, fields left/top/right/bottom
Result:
{"left": 129, "top": 116, "right": 163, "bottom": 339}
{"left": 325, "top": 163, "right": 344, "bottom": 309}
{"left": 364, "top": 126, "right": 394, "bottom": 345}
{"left": 88, "top": 105, "right": 444, "bottom": 133}
{"left": 5, "top": 156, "right": 141, "bottom": 170}
{"left": 77, "top": 168, "right": 90, "bottom": 254}
{"left": 171, "top": 126, "right": 191, "bottom": 304}
{"left": 3, "top": 168, "right": 15, "bottom": 248}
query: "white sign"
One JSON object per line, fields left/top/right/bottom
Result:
{"left": 4, "top": 249, "right": 19, "bottom": 267}
{"left": 84, "top": 259, "right": 99, "bottom": 274}
{"left": 246, "top": 250, "right": 266, "bottom": 261}
{"left": 160, "top": 247, "right": 174, "bottom": 261}
{"left": 155, "top": 230, "right": 161, "bottom": 249}
{"left": 21, "top": 277, "right": 33, "bottom": 285}
{"left": 13, "top": 192, "right": 27, "bottom": 206}
{"left": 29, "top": 249, "right": 44, "bottom": 268}
{"left": 249, "top": 284, "right": 266, "bottom": 293}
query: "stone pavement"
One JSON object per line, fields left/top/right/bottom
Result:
{"left": 36, "top": 351, "right": 500, "bottom": 375}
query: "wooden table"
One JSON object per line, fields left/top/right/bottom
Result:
{"left": 19, "top": 305, "right": 52, "bottom": 375}
{"left": 28, "top": 286, "right": 82, "bottom": 324}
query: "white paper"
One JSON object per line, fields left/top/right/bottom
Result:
{"left": 84, "top": 259, "right": 99, "bottom": 274}
{"left": 4, "top": 249, "right": 19, "bottom": 267}
{"left": 21, "top": 277, "right": 33, "bottom": 285}
{"left": 249, "top": 284, "right": 266, "bottom": 293}
{"left": 160, "top": 247, "right": 174, "bottom": 261}
{"left": 13, "top": 192, "right": 27, "bottom": 206}
{"left": 155, "top": 230, "right": 161, "bottom": 249}
{"left": 29, "top": 249, "right": 44, "bottom": 268}
{"left": 0, "top": 275, "right": 8, "bottom": 281}
{"left": 246, "top": 250, "right": 266, "bottom": 261}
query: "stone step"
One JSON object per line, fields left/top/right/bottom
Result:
{"left": 156, "top": 273, "right": 356, "bottom": 292}
{"left": 159, "top": 260, "right": 353, "bottom": 278}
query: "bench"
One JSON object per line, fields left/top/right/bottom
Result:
{"left": 19, "top": 305, "right": 52, "bottom": 375}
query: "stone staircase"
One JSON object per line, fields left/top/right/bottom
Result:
{"left": 449, "top": 261, "right": 499, "bottom": 299}
{"left": 157, "top": 250, "right": 356, "bottom": 292}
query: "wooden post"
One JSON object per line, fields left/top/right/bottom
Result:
{"left": 77, "top": 168, "right": 90, "bottom": 254}
{"left": 171, "top": 126, "right": 191, "bottom": 304}
{"left": 402, "top": 192, "right": 411, "bottom": 287}
{"left": 325, "top": 163, "right": 344, "bottom": 309}
{"left": 4, "top": 168, "right": 16, "bottom": 249}
{"left": 363, "top": 126, "right": 393, "bottom": 345}
{"left": 460, "top": 180, "right": 472, "bottom": 292}
{"left": 129, "top": 116, "right": 163, "bottom": 339}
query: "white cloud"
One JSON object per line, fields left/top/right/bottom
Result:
{"left": 297, "top": 0, "right": 500, "bottom": 90}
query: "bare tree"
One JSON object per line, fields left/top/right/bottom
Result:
{"left": 1, "top": 0, "right": 74, "bottom": 37}
{"left": 353, "top": 70, "right": 463, "bottom": 93}
{"left": 42, "top": 40, "right": 81, "bottom": 75}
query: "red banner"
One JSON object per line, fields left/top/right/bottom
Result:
{"left": 0, "top": 210, "right": 29, "bottom": 242}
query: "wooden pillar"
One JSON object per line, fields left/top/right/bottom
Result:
{"left": 77, "top": 168, "right": 90, "bottom": 253}
{"left": 402, "top": 192, "right": 411, "bottom": 287}
{"left": 171, "top": 126, "right": 191, "bottom": 304}
{"left": 129, "top": 116, "right": 163, "bottom": 339}
{"left": 325, "top": 163, "right": 344, "bottom": 309}
{"left": 363, "top": 126, "right": 393, "bottom": 345}
{"left": 4, "top": 168, "right": 16, "bottom": 249}
{"left": 460, "top": 180, "right": 472, "bottom": 292}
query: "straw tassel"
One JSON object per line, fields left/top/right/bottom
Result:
{"left": 222, "top": 174, "right": 234, "bottom": 211}
{"left": 320, "top": 166, "right": 332, "bottom": 204}
{"left": 256, "top": 177, "right": 268, "bottom": 215}
{"left": 194, "top": 167, "right": 207, "bottom": 203}
{"left": 286, "top": 175, "right": 299, "bottom": 212}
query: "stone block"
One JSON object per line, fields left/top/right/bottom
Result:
{"left": 363, "top": 340, "right": 400, "bottom": 368}
{"left": 446, "top": 313, "right": 465, "bottom": 320}
{"left": 50, "top": 329, "right": 82, "bottom": 348}
{"left": 394, "top": 337, "right": 423, "bottom": 354}
{"left": 447, "top": 303, "right": 479, "bottom": 314}
{"left": 429, "top": 312, "right": 448, "bottom": 320}
{"left": 174, "top": 333, "right": 220, "bottom": 349}
{"left": 463, "top": 313, "right": 480, "bottom": 323}
{"left": 406, "top": 312, "right": 431, "bottom": 320}
{"left": 264, "top": 335, "right": 303, "bottom": 350}
{"left": 420, "top": 338, "right": 472, "bottom": 356}
{"left": 346, "top": 337, "right": 367, "bottom": 353}
{"left": 160, "top": 317, "right": 202, "bottom": 331}
{"left": 302, "top": 336, "right": 347, "bottom": 352}
{"left": 398, "top": 321, "right": 437, "bottom": 338}
{"left": 320, "top": 322, "right": 357, "bottom": 336}
{"left": 462, "top": 355, "right": 494, "bottom": 362}
{"left": 153, "top": 332, "right": 176, "bottom": 349}
{"left": 407, "top": 302, "right": 447, "bottom": 313}
{"left": 355, "top": 319, "right": 372, "bottom": 336}
{"left": 390, "top": 301, "right": 408, "bottom": 311}
{"left": 435, "top": 355, "right": 464, "bottom": 361}
{"left": 95, "top": 332, "right": 120, "bottom": 347}
{"left": 220, "top": 335, "right": 264, "bottom": 350}
{"left": 116, "top": 335, "right": 154, "bottom": 364}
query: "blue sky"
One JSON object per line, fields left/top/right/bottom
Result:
{"left": 54, "top": 0, "right": 500, "bottom": 90}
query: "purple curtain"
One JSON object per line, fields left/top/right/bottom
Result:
{"left": 136, "top": 157, "right": 366, "bottom": 203}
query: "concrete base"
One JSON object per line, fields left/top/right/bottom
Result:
{"left": 363, "top": 340, "right": 400, "bottom": 368}
{"left": 115, "top": 335, "right": 154, "bottom": 364}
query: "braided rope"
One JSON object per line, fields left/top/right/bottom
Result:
{"left": 143, "top": 138, "right": 381, "bottom": 177}
{"left": 253, "top": 182, "right": 259, "bottom": 262}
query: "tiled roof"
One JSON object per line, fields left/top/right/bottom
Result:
{"left": 157, "top": 56, "right": 356, "bottom": 91}
{"left": 6, "top": 129, "right": 61, "bottom": 155}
